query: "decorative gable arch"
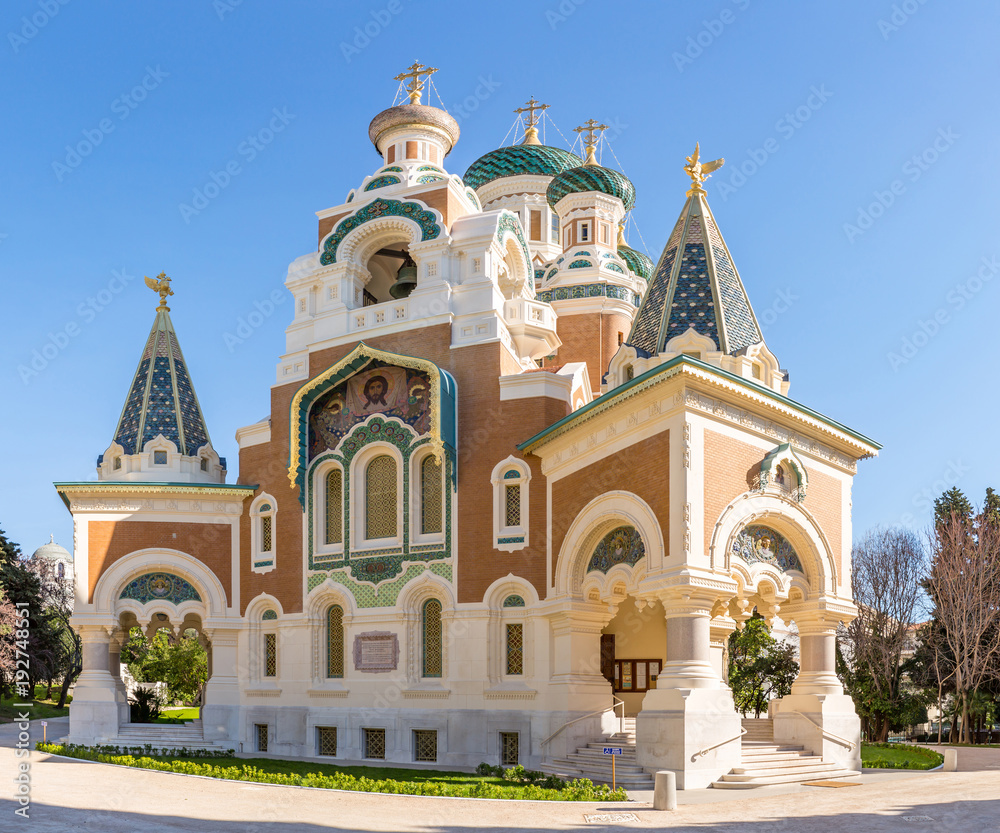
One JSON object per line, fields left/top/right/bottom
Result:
{"left": 759, "top": 443, "right": 809, "bottom": 501}
{"left": 319, "top": 197, "right": 444, "bottom": 266}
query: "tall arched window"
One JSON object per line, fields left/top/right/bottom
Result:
{"left": 490, "top": 458, "right": 529, "bottom": 552}
{"left": 251, "top": 495, "right": 277, "bottom": 572}
{"left": 325, "top": 469, "right": 343, "bottom": 545}
{"left": 366, "top": 455, "right": 398, "bottom": 539}
{"left": 420, "top": 455, "right": 443, "bottom": 535}
{"left": 422, "top": 598, "right": 443, "bottom": 678}
{"left": 326, "top": 605, "right": 344, "bottom": 678}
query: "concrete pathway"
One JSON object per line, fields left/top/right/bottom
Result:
{"left": 2, "top": 723, "right": 998, "bottom": 832}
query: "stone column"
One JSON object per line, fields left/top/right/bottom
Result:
{"left": 108, "top": 629, "right": 130, "bottom": 723}
{"left": 68, "top": 624, "right": 121, "bottom": 744}
{"left": 771, "top": 607, "right": 861, "bottom": 771}
{"left": 709, "top": 617, "right": 737, "bottom": 688}
{"left": 636, "top": 590, "right": 741, "bottom": 789}
{"left": 201, "top": 628, "right": 240, "bottom": 744}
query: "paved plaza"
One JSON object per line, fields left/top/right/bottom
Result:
{"left": 3, "top": 719, "right": 998, "bottom": 832}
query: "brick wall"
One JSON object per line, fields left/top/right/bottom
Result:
{"left": 702, "top": 430, "right": 761, "bottom": 554}
{"left": 803, "top": 466, "right": 843, "bottom": 580}
{"left": 554, "top": 311, "right": 633, "bottom": 392}
{"left": 87, "top": 520, "right": 233, "bottom": 605}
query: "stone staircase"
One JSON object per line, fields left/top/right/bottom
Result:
{"left": 712, "top": 718, "right": 861, "bottom": 789}
{"left": 543, "top": 718, "right": 655, "bottom": 790}
{"left": 106, "top": 719, "right": 233, "bottom": 754}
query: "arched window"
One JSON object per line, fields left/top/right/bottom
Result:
{"left": 251, "top": 496, "right": 277, "bottom": 573}
{"left": 57, "top": 562, "right": 65, "bottom": 580}
{"left": 490, "top": 459, "right": 530, "bottom": 552}
{"left": 325, "top": 469, "right": 343, "bottom": 545}
{"left": 422, "top": 598, "right": 443, "bottom": 678}
{"left": 420, "top": 455, "right": 443, "bottom": 535}
{"left": 327, "top": 605, "right": 344, "bottom": 678}
{"left": 366, "top": 455, "right": 398, "bottom": 539}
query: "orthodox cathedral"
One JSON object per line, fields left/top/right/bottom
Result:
{"left": 58, "top": 65, "right": 879, "bottom": 789}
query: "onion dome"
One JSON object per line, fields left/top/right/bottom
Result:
{"left": 368, "top": 104, "right": 460, "bottom": 156}
{"left": 464, "top": 144, "right": 582, "bottom": 191}
{"left": 616, "top": 223, "right": 653, "bottom": 281}
{"left": 32, "top": 535, "right": 70, "bottom": 563}
{"left": 546, "top": 165, "right": 636, "bottom": 212}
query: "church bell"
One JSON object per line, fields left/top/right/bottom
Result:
{"left": 389, "top": 253, "right": 418, "bottom": 299}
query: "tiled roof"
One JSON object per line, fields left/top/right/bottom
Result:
{"left": 111, "top": 309, "right": 213, "bottom": 456}
{"left": 627, "top": 192, "right": 762, "bottom": 356}
{"left": 618, "top": 244, "right": 653, "bottom": 281}
{"left": 464, "top": 145, "right": 582, "bottom": 191}
{"left": 546, "top": 165, "right": 636, "bottom": 212}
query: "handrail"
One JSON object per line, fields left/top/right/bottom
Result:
{"left": 541, "top": 697, "right": 626, "bottom": 747}
{"left": 692, "top": 727, "right": 746, "bottom": 760}
{"left": 789, "top": 710, "right": 856, "bottom": 750}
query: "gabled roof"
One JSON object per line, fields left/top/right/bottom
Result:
{"left": 111, "top": 308, "right": 212, "bottom": 457}
{"left": 628, "top": 191, "right": 761, "bottom": 356}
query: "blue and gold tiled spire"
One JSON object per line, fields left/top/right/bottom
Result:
{"left": 111, "top": 274, "right": 212, "bottom": 457}
{"left": 627, "top": 146, "right": 762, "bottom": 357}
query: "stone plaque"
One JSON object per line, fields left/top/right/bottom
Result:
{"left": 353, "top": 631, "right": 399, "bottom": 673}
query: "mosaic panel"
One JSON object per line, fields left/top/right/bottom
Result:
{"left": 416, "top": 174, "right": 445, "bottom": 184}
{"left": 587, "top": 526, "right": 645, "bottom": 573}
{"left": 465, "top": 189, "right": 480, "bottom": 209}
{"left": 314, "top": 562, "right": 453, "bottom": 608}
{"left": 497, "top": 536, "right": 525, "bottom": 545}
{"left": 494, "top": 211, "right": 531, "bottom": 272}
{"left": 119, "top": 572, "right": 202, "bottom": 604}
{"left": 261, "top": 609, "right": 277, "bottom": 621}
{"left": 363, "top": 175, "right": 401, "bottom": 191}
{"left": 604, "top": 262, "right": 625, "bottom": 274}
{"left": 568, "top": 259, "right": 592, "bottom": 269}
{"left": 731, "top": 525, "right": 804, "bottom": 573}
{"left": 536, "top": 283, "right": 639, "bottom": 307}
{"left": 502, "top": 594, "right": 526, "bottom": 607}
{"left": 320, "top": 198, "right": 441, "bottom": 265}
{"left": 381, "top": 166, "right": 404, "bottom": 172}
{"left": 417, "top": 165, "right": 444, "bottom": 173}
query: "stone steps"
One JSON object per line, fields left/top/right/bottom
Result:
{"left": 713, "top": 728, "right": 861, "bottom": 789}
{"left": 714, "top": 765, "right": 861, "bottom": 788}
{"left": 106, "top": 719, "right": 232, "bottom": 753}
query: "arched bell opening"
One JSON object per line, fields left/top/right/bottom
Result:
{"left": 363, "top": 241, "right": 418, "bottom": 303}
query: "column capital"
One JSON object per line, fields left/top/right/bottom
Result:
{"left": 656, "top": 587, "right": 722, "bottom": 618}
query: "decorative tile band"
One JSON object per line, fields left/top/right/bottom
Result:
{"left": 536, "top": 284, "right": 640, "bottom": 306}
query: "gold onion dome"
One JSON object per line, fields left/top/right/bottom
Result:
{"left": 368, "top": 104, "right": 460, "bottom": 156}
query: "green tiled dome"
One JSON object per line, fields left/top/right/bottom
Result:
{"left": 618, "top": 244, "right": 653, "bottom": 281}
{"left": 464, "top": 145, "right": 582, "bottom": 191}
{"left": 546, "top": 165, "right": 636, "bottom": 212}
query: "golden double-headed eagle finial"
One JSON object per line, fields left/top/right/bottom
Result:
{"left": 684, "top": 143, "right": 725, "bottom": 196}
{"left": 145, "top": 272, "right": 173, "bottom": 311}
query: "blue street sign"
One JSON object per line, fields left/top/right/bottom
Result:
{"left": 603, "top": 747, "right": 623, "bottom": 755}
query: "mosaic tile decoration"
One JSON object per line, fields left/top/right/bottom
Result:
{"left": 313, "top": 562, "right": 453, "bottom": 609}
{"left": 381, "top": 166, "right": 404, "bottom": 172}
{"left": 261, "top": 609, "right": 277, "bottom": 621}
{"left": 502, "top": 594, "right": 525, "bottom": 607}
{"left": 731, "top": 525, "right": 804, "bottom": 573}
{"left": 502, "top": 469, "right": 521, "bottom": 479}
{"left": 587, "top": 526, "right": 645, "bottom": 573}
{"left": 416, "top": 174, "right": 446, "bottom": 184}
{"left": 497, "top": 535, "right": 525, "bottom": 545}
{"left": 546, "top": 165, "right": 636, "bottom": 212}
{"left": 112, "top": 311, "right": 212, "bottom": 457}
{"left": 465, "top": 189, "right": 480, "bottom": 210}
{"left": 417, "top": 165, "right": 444, "bottom": 173}
{"left": 536, "top": 283, "right": 639, "bottom": 306}
{"left": 604, "top": 262, "right": 625, "bottom": 274}
{"left": 363, "top": 175, "right": 401, "bottom": 191}
{"left": 663, "top": 242, "right": 719, "bottom": 347}
{"left": 568, "top": 260, "right": 592, "bottom": 269}
{"left": 534, "top": 268, "right": 545, "bottom": 283}
{"left": 627, "top": 249, "right": 676, "bottom": 355}
{"left": 464, "top": 144, "right": 582, "bottom": 190}
{"left": 320, "top": 198, "right": 441, "bottom": 265}
{"left": 495, "top": 211, "right": 531, "bottom": 274}
{"left": 119, "top": 572, "right": 202, "bottom": 604}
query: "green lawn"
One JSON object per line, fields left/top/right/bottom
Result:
{"left": 861, "top": 743, "right": 944, "bottom": 770}
{"left": 154, "top": 707, "right": 200, "bottom": 724}
{"left": 0, "top": 685, "right": 71, "bottom": 721}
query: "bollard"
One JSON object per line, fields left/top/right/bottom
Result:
{"left": 653, "top": 770, "right": 676, "bottom": 811}
{"left": 943, "top": 749, "right": 958, "bottom": 772}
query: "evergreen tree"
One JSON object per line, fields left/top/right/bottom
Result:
{"left": 933, "top": 488, "right": 972, "bottom": 528}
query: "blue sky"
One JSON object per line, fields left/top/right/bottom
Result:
{"left": 2, "top": 0, "right": 997, "bottom": 554}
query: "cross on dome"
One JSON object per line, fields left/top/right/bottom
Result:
{"left": 393, "top": 61, "right": 439, "bottom": 105}
{"left": 514, "top": 97, "right": 549, "bottom": 145}
{"left": 574, "top": 119, "right": 609, "bottom": 165}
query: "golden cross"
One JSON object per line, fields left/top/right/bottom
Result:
{"left": 514, "top": 97, "right": 549, "bottom": 145}
{"left": 393, "top": 61, "right": 439, "bottom": 105}
{"left": 574, "top": 119, "right": 608, "bottom": 165}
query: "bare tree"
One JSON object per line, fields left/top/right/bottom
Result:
{"left": 926, "top": 513, "right": 1000, "bottom": 743}
{"left": 27, "top": 556, "right": 81, "bottom": 708}
{"left": 842, "top": 526, "right": 926, "bottom": 741}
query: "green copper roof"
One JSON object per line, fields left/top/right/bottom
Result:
{"left": 546, "top": 165, "right": 636, "bottom": 212}
{"left": 618, "top": 245, "right": 653, "bottom": 281}
{"left": 464, "top": 145, "right": 582, "bottom": 191}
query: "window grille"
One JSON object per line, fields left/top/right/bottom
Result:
{"left": 506, "top": 623, "right": 524, "bottom": 675}
{"left": 325, "top": 469, "right": 343, "bottom": 544}
{"left": 255, "top": 723, "right": 268, "bottom": 752}
{"left": 422, "top": 599, "right": 443, "bottom": 678}
{"left": 113, "top": 456, "right": 122, "bottom": 470}
{"left": 414, "top": 730, "right": 438, "bottom": 762}
{"left": 153, "top": 450, "right": 167, "bottom": 465}
{"left": 504, "top": 484, "right": 521, "bottom": 527}
{"left": 264, "top": 633, "right": 276, "bottom": 677}
{"left": 327, "top": 605, "right": 344, "bottom": 678}
{"left": 317, "top": 726, "right": 337, "bottom": 756}
{"left": 421, "top": 456, "right": 443, "bottom": 534}
{"left": 363, "top": 727, "right": 386, "bottom": 759}
{"left": 500, "top": 732, "right": 519, "bottom": 766}
{"left": 261, "top": 515, "right": 273, "bottom": 553}
{"left": 200, "top": 457, "right": 208, "bottom": 471}
{"left": 366, "top": 455, "right": 397, "bottom": 539}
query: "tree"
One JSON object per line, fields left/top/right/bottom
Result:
{"left": 728, "top": 615, "right": 798, "bottom": 717}
{"left": 840, "top": 526, "right": 926, "bottom": 741}
{"left": 123, "top": 627, "right": 208, "bottom": 705}
{"left": 926, "top": 510, "right": 1000, "bottom": 743}
{"left": 0, "top": 591, "right": 20, "bottom": 684}
{"left": 28, "top": 554, "right": 80, "bottom": 707}
{"left": 934, "top": 488, "right": 973, "bottom": 529}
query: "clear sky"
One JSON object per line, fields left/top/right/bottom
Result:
{"left": 3, "top": 0, "right": 998, "bottom": 555}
